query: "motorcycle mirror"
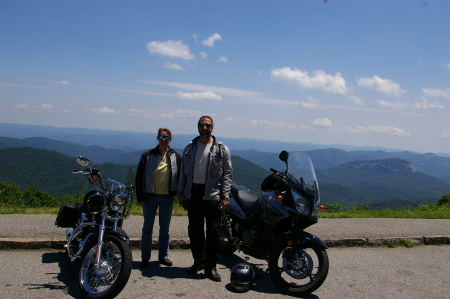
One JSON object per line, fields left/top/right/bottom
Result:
{"left": 279, "top": 151, "right": 289, "bottom": 162}
{"left": 76, "top": 156, "right": 91, "bottom": 168}
{"left": 279, "top": 150, "right": 289, "bottom": 170}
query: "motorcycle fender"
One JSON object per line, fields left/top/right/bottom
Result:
{"left": 225, "top": 197, "right": 246, "bottom": 219}
{"left": 297, "top": 230, "right": 328, "bottom": 249}
{"left": 110, "top": 227, "right": 130, "bottom": 241}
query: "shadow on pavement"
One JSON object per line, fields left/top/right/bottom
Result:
{"left": 41, "top": 251, "right": 79, "bottom": 298}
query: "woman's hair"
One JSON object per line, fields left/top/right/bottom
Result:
{"left": 157, "top": 128, "right": 172, "bottom": 140}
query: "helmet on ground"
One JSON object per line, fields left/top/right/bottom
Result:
{"left": 230, "top": 263, "right": 255, "bottom": 292}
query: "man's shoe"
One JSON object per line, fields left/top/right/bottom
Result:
{"left": 141, "top": 259, "right": 149, "bottom": 269}
{"left": 205, "top": 268, "right": 221, "bottom": 282}
{"left": 159, "top": 258, "right": 173, "bottom": 266}
{"left": 186, "top": 263, "right": 204, "bottom": 274}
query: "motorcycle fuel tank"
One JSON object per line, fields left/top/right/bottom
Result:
{"left": 260, "top": 192, "right": 289, "bottom": 226}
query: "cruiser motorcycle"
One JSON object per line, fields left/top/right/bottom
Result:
{"left": 55, "top": 156, "right": 134, "bottom": 299}
{"left": 221, "top": 151, "right": 329, "bottom": 296}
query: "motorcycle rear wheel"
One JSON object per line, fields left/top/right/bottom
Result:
{"left": 268, "top": 239, "right": 329, "bottom": 296}
{"left": 77, "top": 235, "right": 132, "bottom": 299}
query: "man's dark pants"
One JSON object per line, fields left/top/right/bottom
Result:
{"left": 187, "top": 184, "right": 221, "bottom": 269}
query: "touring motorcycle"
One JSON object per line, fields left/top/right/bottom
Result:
{"left": 221, "top": 150, "right": 329, "bottom": 296}
{"left": 55, "top": 156, "right": 134, "bottom": 299}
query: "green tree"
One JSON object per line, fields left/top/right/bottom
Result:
{"left": 0, "top": 181, "right": 23, "bottom": 207}
{"left": 437, "top": 194, "right": 450, "bottom": 206}
{"left": 23, "top": 186, "right": 57, "bottom": 207}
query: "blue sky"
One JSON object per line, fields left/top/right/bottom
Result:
{"left": 1, "top": 0, "right": 449, "bottom": 154}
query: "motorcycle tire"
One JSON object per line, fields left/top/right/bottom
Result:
{"left": 268, "top": 238, "right": 329, "bottom": 296}
{"left": 76, "top": 235, "right": 133, "bottom": 299}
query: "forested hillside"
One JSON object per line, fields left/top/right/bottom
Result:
{"left": 317, "top": 158, "right": 450, "bottom": 208}
{"left": 0, "top": 147, "right": 269, "bottom": 198}
{"left": 1, "top": 143, "right": 449, "bottom": 209}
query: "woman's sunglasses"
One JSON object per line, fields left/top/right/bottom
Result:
{"left": 157, "top": 135, "right": 171, "bottom": 140}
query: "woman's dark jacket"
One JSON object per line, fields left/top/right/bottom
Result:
{"left": 135, "top": 146, "right": 181, "bottom": 202}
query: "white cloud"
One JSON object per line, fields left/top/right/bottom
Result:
{"left": 412, "top": 98, "right": 444, "bottom": 109}
{"left": 222, "top": 117, "right": 312, "bottom": 130}
{"left": 441, "top": 130, "right": 450, "bottom": 138}
{"left": 446, "top": 63, "right": 450, "bottom": 70}
{"left": 338, "top": 125, "right": 410, "bottom": 136}
{"left": 35, "top": 103, "right": 54, "bottom": 110}
{"left": 199, "top": 51, "right": 207, "bottom": 59}
{"left": 348, "top": 95, "right": 365, "bottom": 106}
{"left": 301, "top": 102, "right": 323, "bottom": 109}
{"left": 14, "top": 103, "right": 28, "bottom": 109}
{"left": 377, "top": 100, "right": 408, "bottom": 110}
{"left": 86, "top": 107, "right": 117, "bottom": 114}
{"left": 202, "top": 33, "right": 222, "bottom": 47}
{"left": 270, "top": 67, "right": 348, "bottom": 95}
{"left": 177, "top": 91, "right": 222, "bottom": 101}
{"left": 126, "top": 108, "right": 201, "bottom": 119}
{"left": 55, "top": 80, "right": 71, "bottom": 85}
{"left": 377, "top": 98, "right": 444, "bottom": 110}
{"left": 147, "top": 40, "right": 195, "bottom": 60}
{"left": 163, "top": 62, "right": 185, "bottom": 70}
{"left": 357, "top": 75, "right": 405, "bottom": 97}
{"left": 369, "top": 125, "right": 410, "bottom": 136}
{"left": 313, "top": 118, "right": 332, "bottom": 128}
{"left": 422, "top": 88, "right": 450, "bottom": 100}
{"left": 218, "top": 56, "right": 228, "bottom": 63}
{"left": 159, "top": 109, "right": 202, "bottom": 118}
{"left": 143, "top": 81, "right": 264, "bottom": 98}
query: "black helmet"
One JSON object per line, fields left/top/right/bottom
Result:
{"left": 230, "top": 263, "right": 255, "bottom": 292}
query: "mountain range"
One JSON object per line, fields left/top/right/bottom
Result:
{"left": 1, "top": 123, "right": 450, "bottom": 209}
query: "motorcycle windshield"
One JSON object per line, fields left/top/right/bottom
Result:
{"left": 284, "top": 151, "right": 320, "bottom": 206}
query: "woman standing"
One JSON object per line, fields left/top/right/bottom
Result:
{"left": 135, "top": 128, "right": 181, "bottom": 268}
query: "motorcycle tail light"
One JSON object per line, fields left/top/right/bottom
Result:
{"left": 276, "top": 195, "right": 284, "bottom": 201}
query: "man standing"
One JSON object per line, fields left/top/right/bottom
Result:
{"left": 178, "top": 116, "right": 232, "bottom": 282}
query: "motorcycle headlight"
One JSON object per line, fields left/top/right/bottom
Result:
{"left": 87, "top": 194, "right": 106, "bottom": 212}
{"left": 292, "top": 191, "right": 310, "bottom": 216}
{"left": 110, "top": 196, "right": 123, "bottom": 211}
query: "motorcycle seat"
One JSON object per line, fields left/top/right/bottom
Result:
{"left": 231, "top": 183, "right": 259, "bottom": 211}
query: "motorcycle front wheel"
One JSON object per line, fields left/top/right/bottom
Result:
{"left": 268, "top": 239, "right": 329, "bottom": 296}
{"left": 77, "top": 235, "right": 132, "bottom": 299}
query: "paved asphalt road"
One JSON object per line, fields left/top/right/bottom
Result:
{"left": 1, "top": 246, "right": 449, "bottom": 299}
{"left": 1, "top": 214, "right": 449, "bottom": 240}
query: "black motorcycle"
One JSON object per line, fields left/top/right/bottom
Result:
{"left": 55, "top": 156, "right": 134, "bottom": 299}
{"left": 221, "top": 150, "right": 329, "bottom": 296}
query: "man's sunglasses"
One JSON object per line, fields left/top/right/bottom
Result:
{"left": 157, "top": 135, "right": 171, "bottom": 140}
{"left": 198, "top": 123, "right": 212, "bottom": 128}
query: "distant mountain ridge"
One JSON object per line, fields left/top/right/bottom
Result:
{"left": 0, "top": 122, "right": 419, "bottom": 153}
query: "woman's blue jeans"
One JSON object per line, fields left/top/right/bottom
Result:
{"left": 141, "top": 194, "right": 174, "bottom": 260}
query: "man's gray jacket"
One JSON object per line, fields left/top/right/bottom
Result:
{"left": 178, "top": 136, "right": 232, "bottom": 202}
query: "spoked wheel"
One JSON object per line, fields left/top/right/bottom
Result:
{"left": 268, "top": 239, "right": 329, "bottom": 296}
{"left": 77, "top": 235, "right": 132, "bottom": 299}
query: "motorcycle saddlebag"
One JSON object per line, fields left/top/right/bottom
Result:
{"left": 55, "top": 203, "right": 82, "bottom": 227}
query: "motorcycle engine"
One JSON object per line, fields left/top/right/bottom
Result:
{"left": 241, "top": 229, "right": 256, "bottom": 248}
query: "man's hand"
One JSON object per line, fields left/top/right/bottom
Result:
{"left": 178, "top": 195, "right": 186, "bottom": 206}
{"left": 138, "top": 200, "right": 146, "bottom": 206}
